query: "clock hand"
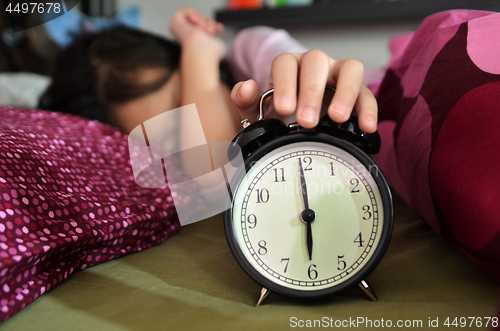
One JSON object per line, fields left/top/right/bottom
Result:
{"left": 298, "top": 158, "right": 309, "bottom": 210}
{"left": 306, "top": 217, "right": 313, "bottom": 261}
{"left": 299, "top": 159, "right": 315, "bottom": 260}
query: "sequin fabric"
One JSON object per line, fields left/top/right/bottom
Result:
{"left": 0, "top": 107, "right": 199, "bottom": 321}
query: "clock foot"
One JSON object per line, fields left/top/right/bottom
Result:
{"left": 255, "top": 287, "right": 272, "bottom": 306}
{"left": 358, "top": 279, "right": 378, "bottom": 301}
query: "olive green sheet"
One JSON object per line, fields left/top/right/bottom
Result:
{"left": 2, "top": 194, "right": 499, "bottom": 330}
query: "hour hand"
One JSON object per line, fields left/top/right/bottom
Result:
{"left": 301, "top": 208, "right": 315, "bottom": 260}
{"left": 306, "top": 217, "right": 313, "bottom": 260}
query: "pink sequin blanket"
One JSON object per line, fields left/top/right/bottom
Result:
{"left": 0, "top": 107, "right": 199, "bottom": 321}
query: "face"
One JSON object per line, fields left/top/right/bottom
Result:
{"left": 109, "top": 69, "right": 181, "bottom": 134}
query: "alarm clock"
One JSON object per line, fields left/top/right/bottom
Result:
{"left": 224, "top": 88, "right": 393, "bottom": 305}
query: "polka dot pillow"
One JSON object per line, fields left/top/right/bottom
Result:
{"left": 0, "top": 107, "right": 198, "bottom": 321}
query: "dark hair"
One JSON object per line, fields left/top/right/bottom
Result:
{"left": 39, "top": 26, "right": 182, "bottom": 123}
{"left": 39, "top": 25, "right": 235, "bottom": 124}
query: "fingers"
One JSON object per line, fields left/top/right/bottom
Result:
{"left": 270, "top": 53, "right": 300, "bottom": 117}
{"left": 354, "top": 85, "right": 378, "bottom": 133}
{"left": 231, "top": 79, "right": 260, "bottom": 121}
{"left": 270, "top": 50, "right": 333, "bottom": 129}
{"left": 238, "top": 50, "right": 378, "bottom": 133}
{"left": 326, "top": 59, "right": 378, "bottom": 133}
{"left": 327, "top": 59, "right": 364, "bottom": 123}
{"left": 185, "top": 8, "right": 223, "bottom": 35}
{"left": 296, "top": 50, "right": 332, "bottom": 128}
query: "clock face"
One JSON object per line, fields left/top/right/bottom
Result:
{"left": 227, "top": 137, "right": 391, "bottom": 297}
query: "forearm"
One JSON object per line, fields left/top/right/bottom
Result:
{"left": 179, "top": 42, "right": 240, "bottom": 146}
{"left": 178, "top": 41, "right": 240, "bottom": 187}
{"left": 169, "top": 7, "right": 241, "bottom": 189}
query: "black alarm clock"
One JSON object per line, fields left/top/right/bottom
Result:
{"left": 224, "top": 88, "right": 393, "bottom": 305}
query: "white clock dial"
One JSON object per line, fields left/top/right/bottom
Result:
{"left": 230, "top": 141, "right": 384, "bottom": 291}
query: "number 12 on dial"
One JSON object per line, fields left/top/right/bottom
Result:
{"left": 225, "top": 137, "right": 393, "bottom": 301}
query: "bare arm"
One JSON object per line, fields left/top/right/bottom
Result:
{"left": 170, "top": 8, "right": 240, "bottom": 184}
{"left": 170, "top": 8, "right": 240, "bottom": 149}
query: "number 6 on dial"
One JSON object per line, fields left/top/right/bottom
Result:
{"left": 225, "top": 88, "right": 393, "bottom": 305}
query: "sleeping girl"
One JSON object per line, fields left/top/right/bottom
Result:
{"left": 39, "top": 7, "right": 378, "bottom": 147}
{"left": 1, "top": 5, "right": 498, "bottom": 322}
{"left": 38, "top": 8, "right": 500, "bottom": 285}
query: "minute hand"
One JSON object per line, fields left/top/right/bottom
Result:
{"left": 299, "top": 158, "right": 315, "bottom": 260}
{"left": 298, "top": 158, "right": 309, "bottom": 209}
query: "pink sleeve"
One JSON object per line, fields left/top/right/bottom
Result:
{"left": 229, "top": 26, "right": 308, "bottom": 94}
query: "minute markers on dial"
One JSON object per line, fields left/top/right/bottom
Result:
{"left": 235, "top": 145, "right": 383, "bottom": 290}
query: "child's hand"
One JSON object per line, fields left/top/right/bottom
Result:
{"left": 230, "top": 50, "right": 378, "bottom": 133}
{"left": 169, "top": 7, "right": 226, "bottom": 61}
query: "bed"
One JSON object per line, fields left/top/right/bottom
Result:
{"left": 1, "top": 193, "right": 499, "bottom": 330}
{"left": 1, "top": 8, "right": 500, "bottom": 330}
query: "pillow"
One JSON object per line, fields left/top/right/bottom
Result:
{"left": 0, "top": 73, "right": 50, "bottom": 108}
{"left": 0, "top": 107, "right": 199, "bottom": 321}
{"left": 373, "top": 10, "right": 500, "bottom": 282}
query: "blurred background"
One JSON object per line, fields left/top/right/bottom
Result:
{"left": 116, "top": 0, "right": 422, "bottom": 69}
{"left": 1, "top": 0, "right": 499, "bottom": 100}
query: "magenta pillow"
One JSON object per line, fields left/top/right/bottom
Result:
{"left": 373, "top": 10, "right": 500, "bottom": 282}
{"left": 0, "top": 107, "right": 197, "bottom": 321}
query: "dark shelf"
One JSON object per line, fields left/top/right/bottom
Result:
{"left": 215, "top": 0, "right": 500, "bottom": 28}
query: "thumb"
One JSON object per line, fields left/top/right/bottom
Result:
{"left": 231, "top": 80, "right": 260, "bottom": 123}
